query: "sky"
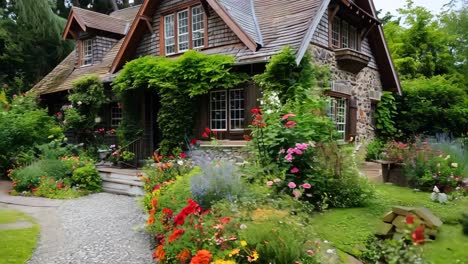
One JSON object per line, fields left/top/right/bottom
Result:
{"left": 373, "top": 0, "right": 451, "bottom": 15}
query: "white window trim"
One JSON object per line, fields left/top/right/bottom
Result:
{"left": 327, "top": 97, "right": 347, "bottom": 142}
{"left": 177, "top": 9, "right": 189, "bottom": 52}
{"left": 191, "top": 5, "right": 205, "bottom": 49}
{"left": 210, "top": 90, "right": 228, "bottom": 131}
{"left": 228, "top": 89, "right": 245, "bottom": 131}
{"left": 164, "top": 14, "right": 176, "bottom": 55}
{"left": 111, "top": 105, "right": 122, "bottom": 128}
{"left": 81, "top": 39, "right": 93, "bottom": 66}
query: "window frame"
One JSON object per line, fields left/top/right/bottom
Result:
{"left": 329, "top": 16, "right": 359, "bottom": 51}
{"left": 81, "top": 39, "right": 93, "bottom": 66}
{"left": 161, "top": 4, "right": 207, "bottom": 56}
{"left": 209, "top": 88, "right": 246, "bottom": 132}
{"left": 326, "top": 95, "right": 349, "bottom": 142}
{"left": 110, "top": 104, "right": 123, "bottom": 128}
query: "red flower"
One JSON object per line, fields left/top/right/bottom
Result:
{"left": 168, "top": 229, "right": 185, "bottom": 243}
{"left": 179, "top": 152, "right": 187, "bottom": 159}
{"left": 285, "top": 121, "right": 297, "bottom": 128}
{"left": 162, "top": 208, "right": 173, "bottom": 217}
{"left": 212, "top": 131, "right": 217, "bottom": 135}
{"left": 411, "top": 226, "right": 425, "bottom": 244}
{"left": 56, "top": 183, "right": 63, "bottom": 189}
{"left": 169, "top": 155, "right": 174, "bottom": 160}
{"left": 190, "top": 139, "right": 198, "bottom": 145}
{"left": 190, "top": 250, "right": 212, "bottom": 264}
{"left": 204, "top": 127, "right": 211, "bottom": 133}
{"left": 244, "top": 135, "right": 251, "bottom": 141}
{"left": 176, "top": 249, "right": 192, "bottom": 264}
{"left": 255, "top": 115, "right": 263, "bottom": 121}
{"left": 406, "top": 215, "right": 414, "bottom": 224}
{"left": 251, "top": 108, "right": 261, "bottom": 115}
{"left": 174, "top": 199, "right": 202, "bottom": 227}
{"left": 281, "top": 113, "right": 296, "bottom": 120}
{"left": 220, "top": 217, "right": 231, "bottom": 224}
{"left": 152, "top": 184, "right": 161, "bottom": 192}
{"left": 202, "top": 132, "right": 209, "bottom": 138}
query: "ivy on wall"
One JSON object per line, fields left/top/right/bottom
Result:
{"left": 113, "top": 50, "right": 247, "bottom": 154}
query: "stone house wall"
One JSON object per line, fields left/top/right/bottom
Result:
{"left": 309, "top": 44, "right": 383, "bottom": 142}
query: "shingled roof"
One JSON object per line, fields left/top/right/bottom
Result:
{"left": 31, "top": 6, "right": 139, "bottom": 95}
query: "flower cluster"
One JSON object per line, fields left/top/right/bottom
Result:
{"left": 282, "top": 113, "right": 297, "bottom": 129}
{"left": 284, "top": 142, "right": 315, "bottom": 163}
{"left": 251, "top": 108, "right": 266, "bottom": 128}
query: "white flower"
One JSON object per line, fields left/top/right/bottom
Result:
{"left": 451, "top": 163, "right": 458, "bottom": 168}
{"left": 177, "top": 160, "right": 184, "bottom": 166}
{"left": 77, "top": 101, "right": 82, "bottom": 106}
{"left": 326, "top": 249, "right": 335, "bottom": 254}
{"left": 433, "top": 186, "right": 440, "bottom": 193}
{"left": 444, "top": 155, "right": 451, "bottom": 160}
{"left": 324, "top": 240, "right": 329, "bottom": 244}
{"left": 240, "top": 224, "right": 247, "bottom": 229}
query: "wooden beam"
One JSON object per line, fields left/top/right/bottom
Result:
{"left": 140, "top": 15, "right": 154, "bottom": 34}
{"left": 330, "top": 5, "right": 340, "bottom": 22}
{"left": 200, "top": 0, "right": 211, "bottom": 17}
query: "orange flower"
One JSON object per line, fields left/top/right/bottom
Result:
{"left": 176, "top": 249, "right": 192, "bottom": 264}
{"left": 168, "top": 229, "right": 185, "bottom": 243}
{"left": 147, "top": 215, "right": 155, "bottom": 225}
{"left": 152, "top": 245, "right": 165, "bottom": 261}
{"left": 190, "top": 250, "right": 212, "bottom": 264}
{"left": 151, "top": 197, "right": 158, "bottom": 208}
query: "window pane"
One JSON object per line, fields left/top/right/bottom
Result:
{"left": 210, "top": 91, "right": 227, "bottom": 130}
{"left": 229, "top": 89, "right": 245, "bottom": 130}
{"left": 192, "top": 5, "right": 205, "bottom": 48}
{"left": 326, "top": 97, "right": 347, "bottom": 141}
{"left": 111, "top": 105, "right": 122, "bottom": 127}
{"left": 341, "top": 21, "right": 349, "bottom": 48}
{"left": 349, "top": 26, "right": 357, "bottom": 50}
{"left": 332, "top": 18, "right": 340, "bottom": 48}
{"left": 178, "top": 10, "right": 189, "bottom": 52}
{"left": 82, "top": 39, "right": 93, "bottom": 65}
{"left": 164, "top": 14, "right": 175, "bottom": 54}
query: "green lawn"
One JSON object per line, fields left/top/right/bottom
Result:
{"left": 0, "top": 209, "right": 40, "bottom": 264}
{"left": 309, "top": 184, "right": 468, "bottom": 264}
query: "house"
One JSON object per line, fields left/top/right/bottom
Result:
{"left": 32, "top": 0, "right": 401, "bottom": 157}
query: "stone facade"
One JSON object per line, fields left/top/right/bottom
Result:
{"left": 192, "top": 146, "right": 250, "bottom": 164}
{"left": 309, "top": 44, "right": 383, "bottom": 142}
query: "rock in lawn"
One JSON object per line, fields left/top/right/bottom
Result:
{"left": 392, "top": 215, "right": 407, "bottom": 229}
{"left": 376, "top": 222, "right": 394, "bottom": 236}
{"left": 410, "top": 207, "right": 443, "bottom": 228}
{"left": 392, "top": 206, "right": 414, "bottom": 216}
{"left": 382, "top": 211, "right": 396, "bottom": 223}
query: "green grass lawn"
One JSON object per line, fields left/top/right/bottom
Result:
{"left": 309, "top": 184, "right": 468, "bottom": 264}
{"left": 0, "top": 209, "right": 40, "bottom": 264}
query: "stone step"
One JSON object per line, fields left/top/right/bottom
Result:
{"left": 99, "top": 172, "right": 142, "bottom": 183}
{"left": 102, "top": 181, "right": 144, "bottom": 196}
{"left": 101, "top": 176, "right": 144, "bottom": 187}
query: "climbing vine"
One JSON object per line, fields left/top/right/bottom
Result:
{"left": 375, "top": 91, "right": 399, "bottom": 139}
{"left": 113, "top": 51, "right": 247, "bottom": 154}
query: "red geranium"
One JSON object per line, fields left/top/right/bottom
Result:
{"left": 190, "top": 139, "right": 198, "bottom": 145}
{"left": 204, "top": 127, "right": 211, "bottom": 133}
{"left": 406, "top": 215, "right": 414, "bottom": 224}
{"left": 202, "top": 132, "right": 208, "bottom": 138}
{"left": 285, "top": 121, "right": 297, "bottom": 128}
{"left": 174, "top": 199, "right": 202, "bottom": 227}
{"left": 281, "top": 113, "right": 296, "bottom": 120}
{"left": 168, "top": 229, "right": 185, "bottom": 243}
{"left": 179, "top": 152, "right": 187, "bottom": 159}
{"left": 251, "top": 108, "right": 261, "bottom": 115}
{"left": 411, "top": 225, "right": 425, "bottom": 244}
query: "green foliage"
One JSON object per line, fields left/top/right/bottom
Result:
{"left": 113, "top": 51, "right": 246, "bottom": 154}
{"left": 254, "top": 47, "right": 330, "bottom": 104}
{"left": 190, "top": 160, "right": 245, "bottom": 209}
{"left": 238, "top": 220, "right": 318, "bottom": 264}
{"left": 366, "top": 139, "right": 387, "bottom": 161}
{"left": 395, "top": 76, "right": 467, "bottom": 137}
{"left": 0, "top": 93, "right": 63, "bottom": 173}
{"left": 71, "top": 165, "right": 102, "bottom": 192}
{"left": 375, "top": 92, "right": 399, "bottom": 139}
{"left": 462, "top": 214, "right": 468, "bottom": 236}
{"left": 35, "top": 176, "right": 82, "bottom": 199}
{"left": 64, "top": 75, "right": 108, "bottom": 146}
{"left": 362, "top": 235, "right": 425, "bottom": 264}
{"left": 10, "top": 159, "right": 69, "bottom": 192}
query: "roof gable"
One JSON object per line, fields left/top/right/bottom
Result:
{"left": 63, "top": 7, "right": 131, "bottom": 39}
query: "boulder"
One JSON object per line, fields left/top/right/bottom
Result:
{"left": 411, "top": 207, "right": 443, "bottom": 228}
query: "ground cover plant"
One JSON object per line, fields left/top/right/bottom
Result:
{"left": 310, "top": 184, "right": 468, "bottom": 263}
{"left": 0, "top": 209, "right": 40, "bottom": 264}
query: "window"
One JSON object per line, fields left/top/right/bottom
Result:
{"left": 326, "top": 97, "right": 347, "bottom": 141}
{"left": 164, "top": 14, "right": 175, "bottom": 55}
{"left": 81, "top": 39, "right": 93, "bottom": 66}
{"left": 210, "top": 89, "right": 245, "bottom": 131}
{"left": 162, "top": 5, "right": 205, "bottom": 55}
{"left": 330, "top": 17, "right": 358, "bottom": 51}
{"left": 111, "top": 104, "right": 122, "bottom": 128}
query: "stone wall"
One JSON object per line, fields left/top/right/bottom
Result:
{"left": 310, "top": 44, "right": 383, "bottom": 142}
{"left": 191, "top": 146, "right": 250, "bottom": 164}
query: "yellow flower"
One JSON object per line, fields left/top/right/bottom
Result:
{"left": 252, "top": 250, "right": 259, "bottom": 261}
{"left": 212, "top": 260, "right": 237, "bottom": 264}
{"left": 240, "top": 240, "right": 247, "bottom": 247}
{"left": 228, "top": 248, "right": 240, "bottom": 257}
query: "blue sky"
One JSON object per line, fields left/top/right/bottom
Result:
{"left": 373, "top": 0, "right": 451, "bottom": 15}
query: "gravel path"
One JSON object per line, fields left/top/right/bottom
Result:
{"left": 27, "top": 193, "right": 153, "bottom": 264}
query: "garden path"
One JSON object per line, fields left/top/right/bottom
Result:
{"left": 0, "top": 180, "right": 153, "bottom": 264}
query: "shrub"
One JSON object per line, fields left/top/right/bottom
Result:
{"left": 71, "top": 165, "right": 102, "bottom": 192}
{"left": 366, "top": 139, "right": 387, "bottom": 161}
{"left": 190, "top": 160, "right": 244, "bottom": 210}
{"left": 462, "top": 214, "right": 468, "bottom": 236}
{"left": 10, "top": 159, "right": 70, "bottom": 192}
{"left": 34, "top": 176, "right": 81, "bottom": 199}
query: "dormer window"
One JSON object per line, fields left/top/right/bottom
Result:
{"left": 331, "top": 17, "right": 358, "bottom": 51}
{"left": 162, "top": 5, "right": 206, "bottom": 55}
{"left": 81, "top": 39, "right": 93, "bottom": 66}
